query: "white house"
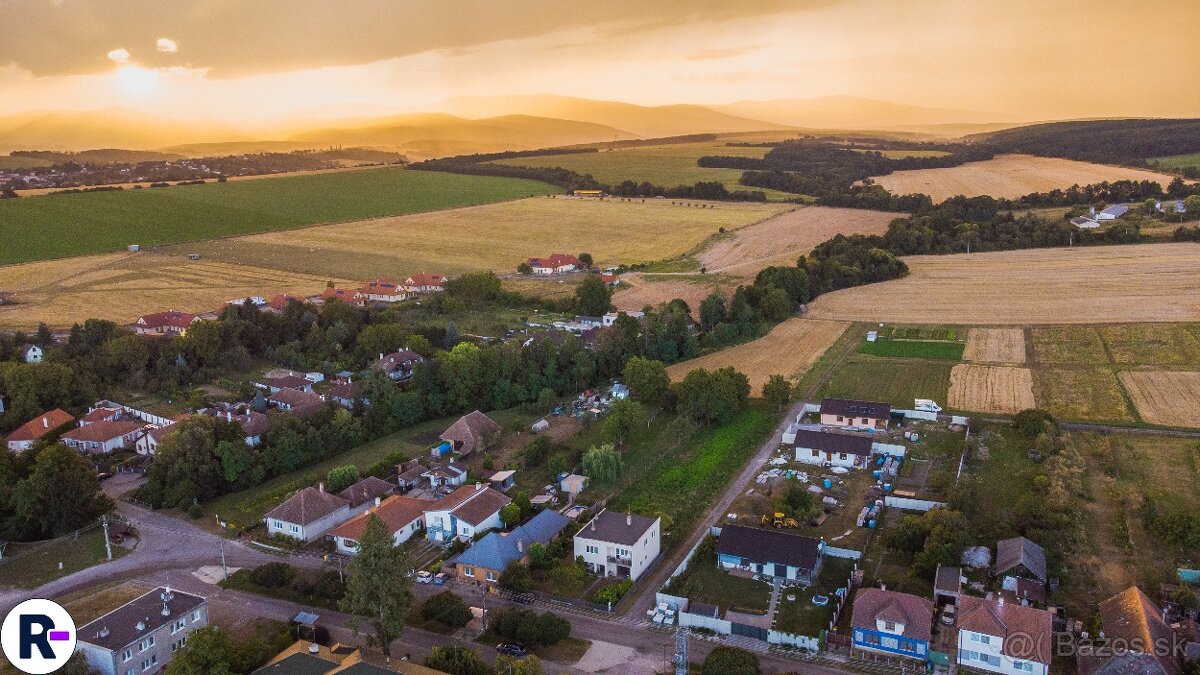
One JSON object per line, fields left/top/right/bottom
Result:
{"left": 354, "top": 279, "right": 410, "bottom": 304}
{"left": 262, "top": 484, "right": 352, "bottom": 542}
{"left": 19, "top": 343, "right": 43, "bottom": 363}
{"left": 602, "top": 311, "right": 644, "bottom": 327}
{"left": 714, "top": 524, "right": 823, "bottom": 583}
{"left": 820, "top": 398, "right": 891, "bottom": 430}
{"left": 60, "top": 420, "right": 145, "bottom": 454}
{"left": 1095, "top": 204, "right": 1129, "bottom": 221}
{"left": 956, "top": 595, "right": 1053, "bottom": 675}
{"left": 423, "top": 484, "right": 512, "bottom": 543}
{"left": 574, "top": 509, "right": 661, "bottom": 581}
{"left": 76, "top": 587, "right": 208, "bottom": 675}
{"left": 791, "top": 429, "right": 874, "bottom": 468}
{"left": 6, "top": 408, "right": 75, "bottom": 452}
{"left": 527, "top": 253, "right": 583, "bottom": 276}
{"left": 329, "top": 495, "right": 426, "bottom": 555}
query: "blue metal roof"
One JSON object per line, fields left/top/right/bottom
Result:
{"left": 454, "top": 510, "right": 570, "bottom": 570}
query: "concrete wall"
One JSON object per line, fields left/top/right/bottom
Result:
{"left": 679, "top": 610, "right": 732, "bottom": 635}
{"left": 884, "top": 496, "right": 946, "bottom": 512}
{"left": 768, "top": 630, "right": 821, "bottom": 650}
{"left": 823, "top": 546, "right": 863, "bottom": 560}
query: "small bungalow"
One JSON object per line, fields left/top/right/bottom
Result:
{"left": 791, "top": 429, "right": 874, "bottom": 468}
{"left": 329, "top": 495, "right": 427, "bottom": 555}
{"left": 396, "top": 459, "right": 428, "bottom": 491}
{"left": 820, "top": 398, "right": 890, "bottom": 430}
{"left": 439, "top": 410, "right": 500, "bottom": 458}
{"left": 267, "top": 388, "right": 326, "bottom": 419}
{"left": 6, "top": 408, "right": 76, "bottom": 452}
{"left": 402, "top": 274, "right": 447, "bottom": 294}
{"left": 1071, "top": 216, "right": 1101, "bottom": 229}
{"left": 527, "top": 253, "right": 583, "bottom": 276}
{"left": 850, "top": 588, "right": 934, "bottom": 662}
{"left": 263, "top": 484, "right": 352, "bottom": 542}
{"left": 134, "top": 310, "right": 199, "bottom": 336}
{"left": 255, "top": 375, "right": 313, "bottom": 394}
{"left": 559, "top": 473, "right": 588, "bottom": 498}
{"left": 1095, "top": 204, "right": 1130, "bottom": 221}
{"left": 453, "top": 509, "right": 570, "bottom": 585}
{"left": 1077, "top": 587, "right": 1183, "bottom": 675}
{"left": 19, "top": 343, "right": 43, "bottom": 363}
{"left": 354, "top": 278, "right": 410, "bottom": 304}
{"left": 934, "top": 564, "right": 963, "bottom": 607}
{"left": 479, "top": 469, "right": 516, "bottom": 492}
{"left": 422, "top": 462, "right": 468, "bottom": 490}
{"left": 714, "top": 524, "right": 823, "bottom": 584}
{"left": 329, "top": 380, "right": 365, "bottom": 409}
{"left": 337, "top": 476, "right": 395, "bottom": 510}
{"left": 375, "top": 350, "right": 423, "bottom": 382}
{"left": 60, "top": 419, "right": 145, "bottom": 454}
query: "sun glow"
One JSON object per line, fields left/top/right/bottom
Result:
{"left": 114, "top": 65, "right": 161, "bottom": 97}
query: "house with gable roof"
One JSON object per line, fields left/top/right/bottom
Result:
{"left": 821, "top": 398, "right": 890, "bottom": 430}
{"left": 453, "top": 509, "right": 570, "bottom": 585}
{"left": 527, "top": 253, "right": 583, "bottom": 276}
{"left": 995, "top": 536, "right": 1048, "bottom": 583}
{"left": 439, "top": 410, "right": 500, "bottom": 458}
{"left": 1076, "top": 586, "right": 1183, "bottom": 675}
{"left": 851, "top": 587, "right": 935, "bottom": 661}
{"left": 133, "top": 310, "right": 199, "bottom": 336}
{"left": 6, "top": 408, "right": 76, "bottom": 452}
{"left": 423, "top": 483, "right": 512, "bottom": 543}
{"left": 329, "top": 495, "right": 427, "bottom": 555}
{"left": 956, "top": 595, "right": 1054, "bottom": 675}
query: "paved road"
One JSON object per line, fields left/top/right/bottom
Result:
{"left": 625, "top": 401, "right": 806, "bottom": 619}
{"left": 0, "top": 474, "right": 324, "bottom": 616}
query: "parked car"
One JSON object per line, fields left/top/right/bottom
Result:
{"left": 497, "top": 643, "right": 527, "bottom": 658}
{"left": 433, "top": 572, "right": 447, "bottom": 586}
{"left": 416, "top": 571, "right": 432, "bottom": 584}
{"left": 941, "top": 604, "right": 957, "bottom": 625}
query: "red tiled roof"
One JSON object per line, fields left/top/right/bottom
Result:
{"left": 450, "top": 488, "right": 511, "bottom": 526}
{"left": 7, "top": 409, "right": 76, "bottom": 443}
{"left": 356, "top": 279, "right": 406, "bottom": 299}
{"left": 321, "top": 287, "right": 353, "bottom": 301}
{"left": 269, "top": 294, "right": 302, "bottom": 310}
{"left": 268, "top": 387, "right": 323, "bottom": 408}
{"left": 80, "top": 406, "right": 122, "bottom": 424}
{"left": 264, "top": 486, "right": 348, "bottom": 526}
{"left": 958, "top": 595, "right": 1054, "bottom": 665}
{"left": 1097, "top": 587, "right": 1180, "bottom": 675}
{"left": 61, "top": 420, "right": 144, "bottom": 443}
{"left": 404, "top": 274, "right": 446, "bottom": 288}
{"left": 329, "top": 495, "right": 426, "bottom": 541}
{"left": 528, "top": 253, "right": 582, "bottom": 269}
{"left": 136, "top": 310, "right": 197, "bottom": 330}
{"left": 440, "top": 410, "right": 500, "bottom": 457}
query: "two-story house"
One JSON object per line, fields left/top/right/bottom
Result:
{"left": 715, "top": 524, "right": 824, "bottom": 583}
{"left": 6, "top": 408, "right": 75, "bottom": 452}
{"left": 76, "top": 587, "right": 208, "bottom": 675}
{"left": 423, "top": 484, "right": 511, "bottom": 543}
{"left": 820, "top": 398, "right": 890, "bottom": 430}
{"left": 19, "top": 343, "right": 43, "bottom": 363}
{"left": 956, "top": 595, "right": 1054, "bottom": 675}
{"left": 851, "top": 588, "right": 935, "bottom": 662}
{"left": 573, "top": 509, "right": 661, "bottom": 582}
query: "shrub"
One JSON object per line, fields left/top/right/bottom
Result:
{"left": 591, "top": 579, "right": 632, "bottom": 606}
{"left": 420, "top": 591, "right": 473, "bottom": 630}
{"left": 325, "top": 465, "right": 360, "bottom": 493}
{"left": 248, "top": 562, "right": 296, "bottom": 589}
{"left": 491, "top": 608, "right": 571, "bottom": 647}
{"left": 701, "top": 646, "right": 760, "bottom": 675}
{"left": 499, "top": 561, "right": 533, "bottom": 593}
{"left": 187, "top": 503, "right": 204, "bottom": 519}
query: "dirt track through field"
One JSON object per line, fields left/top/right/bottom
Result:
{"left": 806, "top": 243, "right": 1200, "bottom": 324}
{"left": 963, "top": 328, "right": 1027, "bottom": 364}
{"left": 665, "top": 318, "right": 850, "bottom": 392}
{"left": 1118, "top": 371, "right": 1200, "bottom": 428}
{"left": 948, "top": 364, "right": 1036, "bottom": 414}
{"left": 871, "top": 154, "right": 1179, "bottom": 201}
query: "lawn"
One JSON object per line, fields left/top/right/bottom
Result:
{"left": 857, "top": 338, "right": 964, "bottom": 360}
{"left": 490, "top": 141, "right": 797, "bottom": 200}
{"left": 198, "top": 408, "right": 533, "bottom": 532}
{"left": 774, "top": 557, "right": 856, "bottom": 636}
{"left": 0, "top": 167, "right": 557, "bottom": 265}
{"left": 663, "top": 537, "right": 773, "bottom": 614}
{"left": 1097, "top": 323, "right": 1200, "bottom": 366}
{"left": 603, "top": 407, "right": 778, "bottom": 549}
{"left": 0, "top": 526, "right": 129, "bottom": 589}
{"left": 1150, "top": 152, "right": 1200, "bottom": 170}
{"left": 821, "top": 357, "right": 954, "bottom": 409}
{"left": 475, "top": 631, "right": 592, "bottom": 666}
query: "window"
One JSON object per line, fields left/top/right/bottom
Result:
{"left": 586, "top": 545, "right": 598, "bottom": 554}
{"left": 192, "top": 610, "right": 201, "bottom": 623}
{"left": 1014, "top": 661, "right": 1034, "bottom": 672}
{"left": 836, "top": 416, "right": 844, "bottom": 422}
{"left": 486, "top": 571, "right": 496, "bottom": 582}
{"left": 141, "top": 655, "right": 157, "bottom": 671}
{"left": 463, "top": 566, "right": 475, "bottom": 577}
{"left": 289, "top": 524, "right": 300, "bottom": 534}
{"left": 970, "top": 633, "right": 991, "bottom": 645}
{"left": 170, "top": 618, "right": 186, "bottom": 634}
{"left": 883, "top": 621, "right": 896, "bottom": 632}
{"left": 123, "top": 648, "right": 133, "bottom": 662}
{"left": 171, "top": 636, "right": 188, "bottom": 652}
{"left": 811, "top": 448, "right": 820, "bottom": 457}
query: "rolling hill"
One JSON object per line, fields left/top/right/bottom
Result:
{"left": 713, "top": 95, "right": 1014, "bottom": 131}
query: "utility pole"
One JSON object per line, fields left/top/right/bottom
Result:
{"left": 220, "top": 539, "right": 228, "bottom": 581}
{"left": 101, "top": 515, "right": 113, "bottom": 561}
{"left": 674, "top": 627, "right": 689, "bottom": 675}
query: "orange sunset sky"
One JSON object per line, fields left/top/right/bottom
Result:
{"left": 2, "top": 0, "right": 1198, "bottom": 122}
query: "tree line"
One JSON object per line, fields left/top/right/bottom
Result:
{"left": 976, "top": 118, "right": 1200, "bottom": 168}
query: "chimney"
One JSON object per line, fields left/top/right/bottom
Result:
{"left": 475, "top": 482, "right": 482, "bottom": 492}
{"left": 379, "top": 352, "right": 384, "bottom": 361}
{"left": 374, "top": 497, "right": 381, "bottom": 508}
{"left": 318, "top": 482, "right": 325, "bottom": 493}
{"left": 997, "top": 595, "right": 1005, "bottom": 606}
{"left": 626, "top": 512, "right": 632, "bottom": 526}
{"left": 590, "top": 518, "right": 597, "bottom": 532}
{"left": 42, "top": 416, "right": 49, "bottom": 428}
{"left": 517, "top": 539, "right": 524, "bottom": 553}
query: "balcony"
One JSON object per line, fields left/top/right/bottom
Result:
{"left": 607, "top": 554, "right": 632, "bottom": 566}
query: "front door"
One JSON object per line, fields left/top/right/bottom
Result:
{"left": 774, "top": 564, "right": 787, "bottom": 579}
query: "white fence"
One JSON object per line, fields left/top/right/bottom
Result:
{"left": 871, "top": 442, "right": 907, "bottom": 458}
{"left": 884, "top": 496, "right": 947, "bottom": 512}
{"left": 768, "top": 630, "right": 821, "bottom": 650}
{"left": 894, "top": 409, "right": 938, "bottom": 421}
{"left": 655, "top": 592, "right": 690, "bottom": 611}
{"left": 680, "top": 611, "right": 732, "bottom": 634}
{"left": 823, "top": 546, "right": 863, "bottom": 560}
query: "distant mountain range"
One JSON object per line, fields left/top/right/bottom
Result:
{"left": 0, "top": 95, "right": 1031, "bottom": 158}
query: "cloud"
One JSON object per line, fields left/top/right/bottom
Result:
{"left": 106, "top": 48, "right": 131, "bottom": 63}
{"left": 687, "top": 46, "right": 761, "bottom": 61}
{"left": 156, "top": 38, "right": 178, "bottom": 53}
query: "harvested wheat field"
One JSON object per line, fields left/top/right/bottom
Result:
{"left": 871, "top": 154, "right": 1179, "bottom": 202}
{"left": 0, "top": 253, "right": 352, "bottom": 329}
{"left": 612, "top": 274, "right": 726, "bottom": 313}
{"left": 948, "top": 364, "right": 1036, "bottom": 414}
{"left": 1118, "top": 371, "right": 1200, "bottom": 428}
{"left": 807, "top": 243, "right": 1200, "bottom": 324}
{"left": 666, "top": 318, "right": 850, "bottom": 392}
{"left": 963, "top": 328, "right": 1027, "bottom": 364}
{"left": 173, "top": 196, "right": 785, "bottom": 280}
{"left": 697, "top": 206, "right": 897, "bottom": 275}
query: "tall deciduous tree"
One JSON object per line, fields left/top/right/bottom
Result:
{"left": 581, "top": 443, "right": 622, "bottom": 486}
{"left": 9, "top": 444, "right": 113, "bottom": 539}
{"left": 163, "top": 626, "right": 236, "bottom": 675}
{"left": 574, "top": 274, "right": 612, "bottom": 316}
{"left": 622, "top": 356, "right": 669, "bottom": 407}
{"left": 340, "top": 514, "right": 413, "bottom": 656}
{"left": 601, "top": 398, "right": 647, "bottom": 446}
{"left": 762, "top": 374, "right": 792, "bottom": 411}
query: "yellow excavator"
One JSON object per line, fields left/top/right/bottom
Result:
{"left": 761, "top": 512, "right": 800, "bottom": 528}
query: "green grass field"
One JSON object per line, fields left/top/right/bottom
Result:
{"left": 0, "top": 526, "right": 129, "bottom": 589}
{"left": 1150, "top": 152, "right": 1200, "bottom": 170}
{"left": 0, "top": 167, "right": 557, "bottom": 265}
{"left": 858, "top": 338, "right": 964, "bottom": 360}
{"left": 822, "top": 357, "right": 953, "bottom": 409}
{"left": 490, "top": 141, "right": 798, "bottom": 200}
